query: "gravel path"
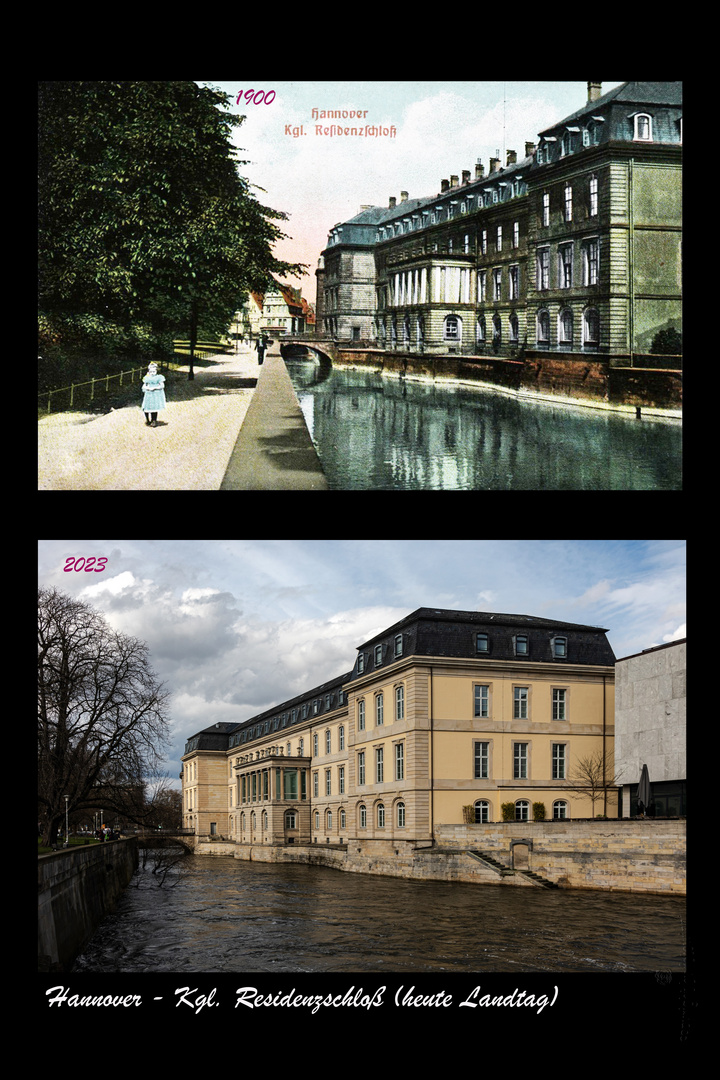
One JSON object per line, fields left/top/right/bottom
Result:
{"left": 38, "top": 348, "right": 260, "bottom": 490}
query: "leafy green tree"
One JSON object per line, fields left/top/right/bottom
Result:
{"left": 38, "top": 81, "right": 304, "bottom": 382}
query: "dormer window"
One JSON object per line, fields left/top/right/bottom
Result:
{"left": 357, "top": 653, "right": 364, "bottom": 675}
{"left": 515, "top": 634, "right": 529, "bottom": 656}
{"left": 476, "top": 632, "right": 489, "bottom": 654}
{"left": 553, "top": 636, "right": 568, "bottom": 658}
{"left": 634, "top": 113, "right": 652, "bottom": 141}
{"left": 374, "top": 645, "right": 383, "bottom": 666}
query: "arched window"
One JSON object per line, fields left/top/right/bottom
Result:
{"left": 553, "top": 801, "right": 569, "bottom": 820}
{"left": 443, "top": 314, "right": 461, "bottom": 341}
{"left": 634, "top": 113, "right": 652, "bottom": 141}
{"left": 326, "top": 810, "right": 333, "bottom": 831}
{"left": 474, "top": 800, "right": 491, "bottom": 823}
{"left": 558, "top": 308, "right": 573, "bottom": 347}
{"left": 397, "top": 801, "right": 406, "bottom": 828}
{"left": 537, "top": 309, "right": 550, "bottom": 346}
{"left": 509, "top": 313, "right": 519, "bottom": 343}
{"left": 515, "top": 800, "right": 530, "bottom": 822}
{"left": 583, "top": 307, "right": 600, "bottom": 347}
{"left": 377, "top": 803, "right": 385, "bottom": 828}
{"left": 476, "top": 315, "right": 486, "bottom": 344}
{"left": 359, "top": 804, "right": 367, "bottom": 829}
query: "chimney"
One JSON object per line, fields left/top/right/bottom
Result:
{"left": 506, "top": 149, "right": 517, "bottom": 166}
{"left": 389, "top": 196, "right": 396, "bottom": 208}
{"left": 475, "top": 159, "right": 484, "bottom": 180}
{"left": 587, "top": 82, "right": 602, "bottom": 102}
{"left": 525, "top": 141, "right": 536, "bottom": 158}
{"left": 400, "top": 190, "right": 408, "bottom": 202}
{"left": 462, "top": 170, "right": 471, "bottom": 185}
{"left": 441, "top": 179, "right": 450, "bottom": 192}
{"left": 490, "top": 157, "right": 501, "bottom": 173}
{"left": 450, "top": 174, "right": 459, "bottom": 188}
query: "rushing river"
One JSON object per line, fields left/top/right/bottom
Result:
{"left": 284, "top": 356, "right": 682, "bottom": 490}
{"left": 71, "top": 853, "right": 685, "bottom": 975}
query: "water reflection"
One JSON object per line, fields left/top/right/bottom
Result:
{"left": 285, "top": 357, "right": 681, "bottom": 490}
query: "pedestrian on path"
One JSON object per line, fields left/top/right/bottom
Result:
{"left": 255, "top": 334, "right": 271, "bottom": 366}
{"left": 141, "top": 362, "right": 167, "bottom": 427}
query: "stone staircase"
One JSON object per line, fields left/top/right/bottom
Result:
{"left": 466, "top": 849, "right": 558, "bottom": 888}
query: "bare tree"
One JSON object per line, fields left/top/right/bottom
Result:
{"left": 563, "top": 749, "right": 624, "bottom": 817}
{"left": 38, "top": 587, "right": 172, "bottom": 847}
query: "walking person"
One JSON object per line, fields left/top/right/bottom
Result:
{"left": 141, "top": 362, "right": 167, "bottom": 427}
{"left": 255, "top": 334, "right": 270, "bottom": 366}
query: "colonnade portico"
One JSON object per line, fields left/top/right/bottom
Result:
{"left": 232, "top": 745, "right": 312, "bottom": 845}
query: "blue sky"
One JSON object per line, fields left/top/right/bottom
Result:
{"left": 38, "top": 540, "right": 685, "bottom": 787}
{"left": 194, "top": 81, "right": 625, "bottom": 299}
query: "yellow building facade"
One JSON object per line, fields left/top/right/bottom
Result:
{"left": 181, "top": 608, "right": 617, "bottom": 850}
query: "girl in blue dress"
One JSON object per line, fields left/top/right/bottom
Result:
{"left": 141, "top": 363, "right": 167, "bottom": 427}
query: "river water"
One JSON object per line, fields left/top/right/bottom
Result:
{"left": 71, "top": 854, "right": 685, "bottom": 975}
{"left": 284, "top": 356, "right": 681, "bottom": 490}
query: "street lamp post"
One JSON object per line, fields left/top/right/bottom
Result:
{"left": 64, "top": 795, "right": 69, "bottom": 848}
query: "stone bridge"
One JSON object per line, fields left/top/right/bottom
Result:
{"left": 134, "top": 830, "right": 196, "bottom": 853}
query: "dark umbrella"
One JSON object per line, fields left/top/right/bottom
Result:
{"left": 637, "top": 763, "right": 650, "bottom": 817}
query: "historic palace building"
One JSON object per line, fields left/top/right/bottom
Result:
{"left": 181, "top": 608, "right": 618, "bottom": 850}
{"left": 315, "top": 82, "right": 682, "bottom": 370}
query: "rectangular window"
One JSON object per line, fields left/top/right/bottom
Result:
{"left": 537, "top": 248, "right": 550, "bottom": 290}
{"left": 326, "top": 730, "right": 331, "bottom": 753}
{"left": 339, "top": 725, "right": 345, "bottom": 750}
{"left": 552, "top": 688, "right": 567, "bottom": 720}
{"left": 395, "top": 742, "right": 404, "bottom": 780}
{"left": 474, "top": 684, "right": 489, "bottom": 717}
{"left": 395, "top": 685, "right": 404, "bottom": 720}
{"left": 583, "top": 239, "right": 599, "bottom": 285}
{"left": 513, "top": 220, "right": 519, "bottom": 248}
{"left": 496, "top": 225, "right": 502, "bottom": 251}
{"left": 553, "top": 637, "right": 567, "bottom": 658}
{"left": 514, "top": 686, "right": 529, "bottom": 719}
{"left": 509, "top": 265, "right": 519, "bottom": 300}
{"left": 313, "top": 771, "right": 319, "bottom": 797}
{"left": 493, "top": 267, "right": 502, "bottom": 301}
{"left": 542, "top": 192, "right": 550, "bottom": 227}
{"left": 394, "top": 634, "right": 403, "bottom": 657}
{"left": 375, "top": 747, "right": 384, "bottom": 783}
{"left": 339, "top": 765, "right": 345, "bottom": 794}
{"left": 516, "top": 635, "right": 529, "bottom": 655}
{"left": 374, "top": 645, "right": 383, "bottom": 666}
{"left": 552, "top": 743, "right": 566, "bottom": 779}
{"left": 358, "top": 751, "right": 365, "bottom": 785}
{"left": 476, "top": 632, "right": 489, "bottom": 653}
{"left": 514, "top": 742, "right": 528, "bottom": 779}
{"left": 589, "top": 175, "right": 598, "bottom": 217}
{"left": 376, "top": 694, "right": 384, "bottom": 725}
{"left": 564, "top": 183, "right": 573, "bottom": 222}
{"left": 358, "top": 700, "right": 365, "bottom": 731}
{"left": 325, "top": 769, "right": 332, "bottom": 796}
{"left": 558, "top": 244, "right": 573, "bottom": 288}
{"left": 474, "top": 741, "right": 489, "bottom": 779}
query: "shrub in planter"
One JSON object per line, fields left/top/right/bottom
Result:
{"left": 533, "top": 802, "right": 546, "bottom": 821}
{"left": 501, "top": 802, "right": 515, "bottom": 822}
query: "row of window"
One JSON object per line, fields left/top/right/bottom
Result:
{"left": 357, "top": 634, "right": 404, "bottom": 673}
{"left": 474, "top": 739, "right": 569, "bottom": 779}
{"left": 474, "top": 684, "right": 570, "bottom": 721}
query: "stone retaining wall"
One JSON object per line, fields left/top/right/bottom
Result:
{"left": 197, "top": 820, "right": 685, "bottom": 895}
{"left": 38, "top": 838, "right": 138, "bottom": 971}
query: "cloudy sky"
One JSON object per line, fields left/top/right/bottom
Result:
{"left": 38, "top": 540, "right": 685, "bottom": 788}
{"left": 195, "top": 80, "right": 625, "bottom": 303}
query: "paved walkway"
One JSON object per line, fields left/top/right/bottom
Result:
{"left": 38, "top": 343, "right": 327, "bottom": 491}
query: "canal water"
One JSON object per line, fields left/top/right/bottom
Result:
{"left": 71, "top": 854, "right": 685, "bottom": 974}
{"left": 284, "top": 356, "right": 682, "bottom": 490}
